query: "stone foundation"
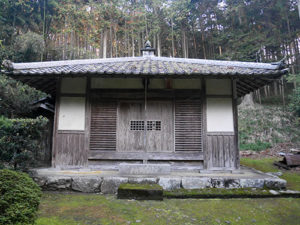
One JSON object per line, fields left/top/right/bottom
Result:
{"left": 30, "top": 167, "right": 287, "bottom": 194}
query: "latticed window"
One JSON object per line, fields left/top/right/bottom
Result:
{"left": 130, "top": 121, "right": 161, "bottom": 131}
{"left": 130, "top": 121, "right": 145, "bottom": 131}
{"left": 147, "top": 121, "right": 161, "bottom": 131}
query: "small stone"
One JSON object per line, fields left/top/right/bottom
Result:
{"left": 252, "top": 219, "right": 257, "bottom": 223}
{"left": 136, "top": 220, "right": 141, "bottom": 223}
{"left": 269, "top": 190, "right": 279, "bottom": 195}
{"left": 225, "top": 220, "right": 231, "bottom": 224}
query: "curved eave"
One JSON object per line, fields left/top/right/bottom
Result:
{"left": 4, "top": 68, "right": 288, "bottom": 97}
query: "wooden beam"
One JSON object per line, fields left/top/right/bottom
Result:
{"left": 88, "top": 151, "right": 204, "bottom": 161}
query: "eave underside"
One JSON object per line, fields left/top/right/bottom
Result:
{"left": 8, "top": 73, "right": 285, "bottom": 97}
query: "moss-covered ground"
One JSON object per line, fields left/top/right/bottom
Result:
{"left": 37, "top": 193, "right": 300, "bottom": 225}
{"left": 36, "top": 157, "right": 300, "bottom": 225}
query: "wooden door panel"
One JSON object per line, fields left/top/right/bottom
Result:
{"left": 117, "top": 102, "right": 145, "bottom": 152}
{"left": 175, "top": 100, "right": 202, "bottom": 151}
{"left": 145, "top": 101, "right": 174, "bottom": 152}
{"left": 90, "top": 101, "right": 117, "bottom": 151}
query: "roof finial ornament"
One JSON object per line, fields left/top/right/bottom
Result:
{"left": 145, "top": 40, "right": 151, "bottom": 48}
{"left": 141, "top": 40, "right": 156, "bottom": 57}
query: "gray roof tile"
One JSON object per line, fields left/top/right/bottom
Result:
{"left": 3, "top": 56, "right": 288, "bottom": 77}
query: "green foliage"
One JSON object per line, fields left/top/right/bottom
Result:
{"left": 0, "top": 169, "right": 42, "bottom": 225}
{"left": 0, "top": 116, "right": 48, "bottom": 169}
{"left": 240, "top": 141, "right": 272, "bottom": 151}
{"left": 14, "top": 32, "right": 45, "bottom": 62}
{"left": 0, "top": 75, "right": 46, "bottom": 117}
{"left": 288, "top": 87, "right": 300, "bottom": 117}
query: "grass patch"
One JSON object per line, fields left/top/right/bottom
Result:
{"left": 240, "top": 141, "right": 272, "bottom": 151}
{"left": 241, "top": 157, "right": 300, "bottom": 191}
{"left": 37, "top": 192, "right": 300, "bottom": 225}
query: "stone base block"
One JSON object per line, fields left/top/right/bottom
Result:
{"left": 118, "top": 163, "right": 171, "bottom": 175}
{"left": 101, "top": 177, "right": 128, "bottom": 194}
{"left": 72, "top": 177, "right": 102, "bottom": 193}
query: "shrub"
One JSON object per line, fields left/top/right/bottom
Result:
{"left": 288, "top": 87, "right": 300, "bottom": 117}
{"left": 0, "top": 169, "right": 42, "bottom": 225}
{"left": 0, "top": 116, "right": 48, "bottom": 169}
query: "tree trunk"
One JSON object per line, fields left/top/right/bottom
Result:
{"left": 171, "top": 17, "right": 175, "bottom": 57}
{"left": 131, "top": 29, "right": 135, "bottom": 57}
{"left": 157, "top": 33, "right": 161, "bottom": 57}
{"left": 110, "top": 24, "right": 113, "bottom": 58}
{"left": 103, "top": 29, "right": 108, "bottom": 59}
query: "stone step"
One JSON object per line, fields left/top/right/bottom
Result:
{"left": 117, "top": 183, "right": 163, "bottom": 200}
{"left": 118, "top": 163, "right": 171, "bottom": 175}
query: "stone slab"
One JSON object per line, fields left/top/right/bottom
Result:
{"left": 118, "top": 163, "right": 171, "bottom": 175}
{"left": 240, "top": 179, "right": 265, "bottom": 189}
{"left": 101, "top": 177, "right": 128, "bottom": 194}
{"left": 182, "top": 177, "right": 211, "bottom": 189}
{"left": 158, "top": 177, "right": 182, "bottom": 191}
{"left": 44, "top": 176, "right": 72, "bottom": 191}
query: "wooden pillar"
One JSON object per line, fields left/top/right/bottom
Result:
{"left": 202, "top": 78, "right": 208, "bottom": 169}
{"left": 232, "top": 78, "right": 240, "bottom": 169}
{"left": 84, "top": 77, "right": 91, "bottom": 167}
{"left": 51, "top": 78, "right": 61, "bottom": 168}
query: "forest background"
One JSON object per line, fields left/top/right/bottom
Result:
{"left": 0, "top": 0, "right": 299, "bottom": 151}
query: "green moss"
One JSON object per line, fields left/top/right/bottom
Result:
{"left": 164, "top": 188, "right": 272, "bottom": 198}
{"left": 37, "top": 193, "right": 300, "bottom": 225}
{"left": 241, "top": 157, "right": 300, "bottom": 191}
{"left": 118, "top": 183, "right": 163, "bottom": 190}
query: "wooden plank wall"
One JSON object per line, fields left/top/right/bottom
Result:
{"left": 54, "top": 132, "right": 86, "bottom": 166}
{"left": 206, "top": 133, "right": 236, "bottom": 169}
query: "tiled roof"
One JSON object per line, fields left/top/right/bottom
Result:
{"left": 4, "top": 56, "right": 288, "bottom": 77}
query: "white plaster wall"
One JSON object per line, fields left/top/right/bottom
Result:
{"left": 207, "top": 98, "right": 234, "bottom": 132}
{"left": 61, "top": 78, "right": 86, "bottom": 94}
{"left": 206, "top": 79, "right": 232, "bottom": 95}
{"left": 58, "top": 97, "right": 86, "bottom": 130}
{"left": 173, "top": 79, "right": 202, "bottom": 89}
{"left": 91, "top": 78, "right": 143, "bottom": 89}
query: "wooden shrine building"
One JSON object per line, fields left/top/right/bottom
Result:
{"left": 2, "top": 46, "right": 288, "bottom": 170}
